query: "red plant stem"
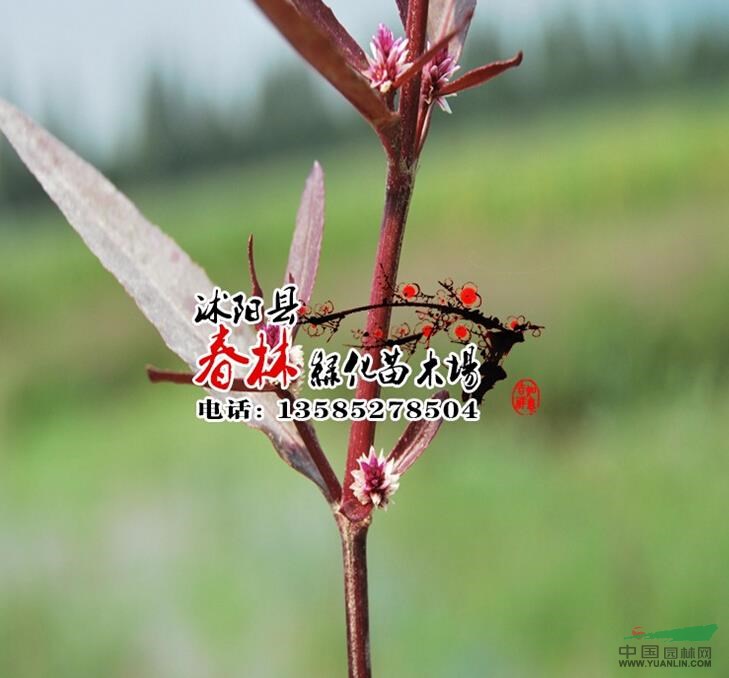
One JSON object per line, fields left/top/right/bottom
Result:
{"left": 341, "top": 0, "right": 425, "bottom": 516}
{"left": 400, "top": 0, "right": 429, "bottom": 164}
{"left": 341, "top": 160, "right": 415, "bottom": 516}
{"left": 337, "top": 8, "right": 426, "bottom": 678}
{"left": 338, "top": 54, "right": 420, "bottom": 678}
{"left": 336, "top": 513, "right": 372, "bottom": 678}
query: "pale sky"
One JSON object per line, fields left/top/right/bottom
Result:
{"left": 1, "top": 0, "right": 727, "bottom": 154}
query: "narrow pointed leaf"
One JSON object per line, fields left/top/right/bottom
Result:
{"left": 247, "top": 235, "right": 265, "bottom": 298}
{"left": 252, "top": 0, "right": 398, "bottom": 131}
{"left": 388, "top": 390, "right": 448, "bottom": 474}
{"left": 439, "top": 51, "right": 523, "bottom": 96}
{"left": 427, "top": 0, "right": 476, "bottom": 63}
{"left": 291, "top": 0, "right": 367, "bottom": 71}
{"left": 0, "top": 98, "right": 332, "bottom": 500}
{"left": 396, "top": 0, "right": 409, "bottom": 28}
{"left": 286, "top": 162, "right": 324, "bottom": 307}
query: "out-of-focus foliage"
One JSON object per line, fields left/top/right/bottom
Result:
{"left": 1, "top": 87, "right": 727, "bottom": 675}
{"left": 2, "top": 17, "right": 729, "bottom": 209}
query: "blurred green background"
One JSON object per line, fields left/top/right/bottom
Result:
{"left": 1, "top": 2, "right": 728, "bottom": 677}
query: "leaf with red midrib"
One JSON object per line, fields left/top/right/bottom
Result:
{"left": 292, "top": 0, "right": 368, "bottom": 71}
{"left": 440, "top": 51, "right": 524, "bottom": 96}
{"left": 252, "top": 0, "right": 398, "bottom": 132}
{"left": 287, "top": 162, "right": 325, "bottom": 307}
{"left": 0, "top": 97, "right": 334, "bottom": 501}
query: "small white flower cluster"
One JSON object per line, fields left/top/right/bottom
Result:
{"left": 350, "top": 446, "right": 401, "bottom": 509}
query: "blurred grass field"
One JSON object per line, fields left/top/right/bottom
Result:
{"left": 1, "top": 85, "right": 728, "bottom": 677}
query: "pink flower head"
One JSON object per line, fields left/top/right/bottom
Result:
{"left": 422, "top": 48, "right": 460, "bottom": 114}
{"left": 364, "top": 24, "right": 410, "bottom": 94}
{"left": 350, "top": 446, "right": 401, "bottom": 509}
{"left": 263, "top": 322, "right": 281, "bottom": 346}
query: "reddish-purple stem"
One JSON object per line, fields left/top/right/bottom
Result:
{"left": 337, "top": 7, "right": 429, "bottom": 675}
{"left": 238, "top": 5, "right": 525, "bottom": 676}
{"left": 336, "top": 513, "right": 372, "bottom": 678}
{"left": 342, "top": 0, "right": 427, "bottom": 518}
{"left": 341, "top": 162, "right": 415, "bottom": 519}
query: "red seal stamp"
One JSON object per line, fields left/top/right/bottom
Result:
{"left": 512, "top": 378, "right": 540, "bottom": 415}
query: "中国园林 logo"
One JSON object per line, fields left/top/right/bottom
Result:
{"left": 618, "top": 624, "right": 717, "bottom": 669}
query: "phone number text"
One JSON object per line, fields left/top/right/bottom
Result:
{"left": 277, "top": 397, "right": 479, "bottom": 422}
